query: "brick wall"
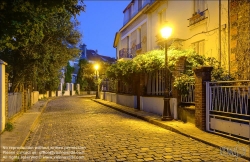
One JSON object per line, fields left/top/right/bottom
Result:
{"left": 193, "top": 66, "right": 213, "bottom": 130}
{"left": 230, "top": 0, "right": 250, "bottom": 79}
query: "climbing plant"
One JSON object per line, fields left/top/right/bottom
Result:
{"left": 106, "top": 48, "right": 235, "bottom": 95}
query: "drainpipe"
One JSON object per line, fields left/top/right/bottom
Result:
{"left": 219, "top": 0, "right": 222, "bottom": 66}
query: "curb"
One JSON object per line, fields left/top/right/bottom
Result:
{"left": 20, "top": 99, "right": 51, "bottom": 147}
{"left": 93, "top": 99, "right": 250, "bottom": 161}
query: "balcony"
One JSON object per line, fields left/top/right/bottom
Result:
{"left": 136, "top": 43, "right": 142, "bottom": 50}
{"left": 188, "top": 9, "right": 208, "bottom": 27}
{"left": 119, "top": 48, "right": 133, "bottom": 59}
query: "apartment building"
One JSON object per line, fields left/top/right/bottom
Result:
{"left": 114, "top": 0, "right": 230, "bottom": 69}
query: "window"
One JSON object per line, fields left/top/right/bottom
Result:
{"left": 194, "top": 0, "right": 205, "bottom": 13}
{"left": 192, "top": 40, "right": 205, "bottom": 55}
{"left": 158, "top": 9, "right": 166, "bottom": 26}
{"left": 127, "top": 36, "right": 130, "bottom": 49}
{"left": 138, "top": 28, "right": 141, "bottom": 43}
{"left": 136, "top": 28, "right": 142, "bottom": 50}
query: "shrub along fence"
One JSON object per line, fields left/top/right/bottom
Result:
{"left": 102, "top": 49, "right": 249, "bottom": 141}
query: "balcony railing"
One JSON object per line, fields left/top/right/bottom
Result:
{"left": 119, "top": 48, "right": 133, "bottom": 59}
{"left": 136, "top": 43, "right": 141, "bottom": 50}
{"left": 188, "top": 9, "right": 208, "bottom": 27}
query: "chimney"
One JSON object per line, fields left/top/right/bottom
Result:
{"left": 81, "top": 44, "right": 87, "bottom": 58}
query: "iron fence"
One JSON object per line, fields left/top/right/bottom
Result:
{"left": 180, "top": 83, "right": 195, "bottom": 104}
{"left": 206, "top": 80, "right": 250, "bottom": 142}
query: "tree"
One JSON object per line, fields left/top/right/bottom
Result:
{"left": 0, "top": 0, "right": 85, "bottom": 51}
{"left": 0, "top": 0, "right": 84, "bottom": 92}
{"left": 65, "top": 62, "right": 75, "bottom": 83}
{"left": 77, "top": 59, "right": 111, "bottom": 91}
{"left": 77, "top": 59, "right": 95, "bottom": 91}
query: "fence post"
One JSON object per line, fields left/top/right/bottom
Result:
{"left": 77, "top": 84, "right": 80, "bottom": 95}
{"left": 0, "top": 60, "right": 7, "bottom": 132}
{"left": 193, "top": 66, "right": 213, "bottom": 130}
{"left": 5, "top": 73, "right": 8, "bottom": 120}
{"left": 23, "top": 87, "right": 27, "bottom": 112}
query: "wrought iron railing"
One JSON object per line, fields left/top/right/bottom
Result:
{"left": 103, "top": 80, "right": 117, "bottom": 93}
{"left": 206, "top": 80, "right": 250, "bottom": 142}
{"left": 180, "top": 83, "right": 195, "bottom": 104}
{"left": 188, "top": 9, "right": 208, "bottom": 26}
{"left": 207, "top": 81, "right": 250, "bottom": 115}
{"left": 145, "top": 69, "right": 165, "bottom": 96}
{"left": 119, "top": 48, "right": 133, "bottom": 59}
{"left": 136, "top": 43, "right": 141, "bottom": 50}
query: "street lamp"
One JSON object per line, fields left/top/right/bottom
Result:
{"left": 94, "top": 64, "right": 99, "bottom": 99}
{"left": 160, "top": 24, "right": 173, "bottom": 121}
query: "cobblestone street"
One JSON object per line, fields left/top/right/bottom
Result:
{"left": 24, "top": 96, "right": 247, "bottom": 161}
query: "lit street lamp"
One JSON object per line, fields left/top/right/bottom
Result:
{"left": 160, "top": 24, "right": 173, "bottom": 121}
{"left": 94, "top": 64, "right": 99, "bottom": 99}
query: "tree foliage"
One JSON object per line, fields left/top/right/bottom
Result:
{"left": 0, "top": 0, "right": 85, "bottom": 92}
{"left": 65, "top": 62, "right": 75, "bottom": 83}
{"left": 77, "top": 59, "right": 111, "bottom": 91}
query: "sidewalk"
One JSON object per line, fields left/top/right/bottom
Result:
{"left": 93, "top": 99, "right": 250, "bottom": 161}
{"left": 0, "top": 99, "right": 50, "bottom": 161}
{"left": 1, "top": 99, "right": 49, "bottom": 147}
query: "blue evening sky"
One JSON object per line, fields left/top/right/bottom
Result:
{"left": 77, "top": 1, "right": 130, "bottom": 58}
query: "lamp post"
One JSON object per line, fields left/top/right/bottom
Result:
{"left": 94, "top": 64, "right": 99, "bottom": 99}
{"left": 160, "top": 25, "right": 173, "bottom": 121}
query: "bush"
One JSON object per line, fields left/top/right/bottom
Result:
{"left": 5, "top": 122, "right": 14, "bottom": 131}
{"left": 173, "top": 74, "right": 195, "bottom": 96}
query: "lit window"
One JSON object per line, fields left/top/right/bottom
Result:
{"left": 194, "top": 0, "right": 205, "bottom": 13}
{"left": 192, "top": 40, "right": 205, "bottom": 55}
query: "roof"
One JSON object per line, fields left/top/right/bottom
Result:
{"left": 81, "top": 49, "right": 116, "bottom": 63}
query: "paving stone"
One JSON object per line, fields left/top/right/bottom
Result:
{"left": 17, "top": 96, "right": 248, "bottom": 162}
{"left": 143, "top": 157, "right": 154, "bottom": 161}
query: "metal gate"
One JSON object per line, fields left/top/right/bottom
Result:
{"left": 206, "top": 81, "right": 250, "bottom": 142}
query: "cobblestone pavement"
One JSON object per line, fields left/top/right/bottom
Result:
{"left": 23, "top": 96, "right": 247, "bottom": 161}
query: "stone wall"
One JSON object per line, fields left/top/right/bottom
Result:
{"left": 230, "top": 0, "right": 250, "bottom": 79}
